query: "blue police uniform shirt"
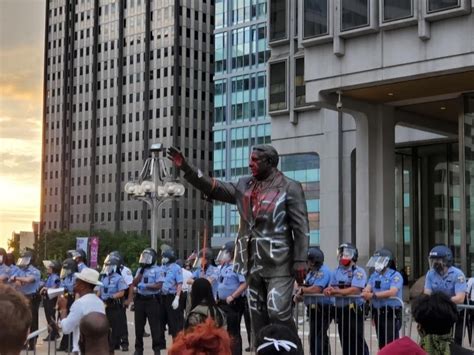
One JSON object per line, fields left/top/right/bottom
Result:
{"left": 77, "top": 262, "right": 87, "bottom": 272}
{"left": 193, "top": 265, "right": 219, "bottom": 298}
{"left": 161, "top": 263, "right": 183, "bottom": 295}
{"left": 217, "top": 263, "right": 246, "bottom": 300}
{"left": 0, "top": 264, "right": 11, "bottom": 279}
{"left": 45, "top": 273, "right": 61, "bottom": 288}
{"left": 100, "top": 272, "right": 128, "bottom": 301}
{"left": 331, "top": 265, "right": 367, "bottom": 307}
{"left": 424, "top": 266, "right": 467, "bottom": 297}
{"left": 61, "top": 275, "right": 76, "bottom": 294}
{"left": 368, "top": 269, "right": 403, "bottom": 308}
{"left": 136, "top": 265, "right": 163, "bottom": 296}
{"left": 304, "top": 264, "right": 333, "bottom": 306}
{"left": 12, "top": 265, "right": 41, "bottom": 295}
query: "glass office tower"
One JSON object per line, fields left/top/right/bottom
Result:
{"left": 212, "top": 0, "right": 271, "bottom": 247}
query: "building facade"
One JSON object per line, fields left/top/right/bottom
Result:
{"left": 211, "top": 0, "right": 272, "bottom": 247}
{"left": 268, "top": 0, "right": 474, "bottom": 277}
{"left": 41, "top": 0, "right": 214, "bottom": 258}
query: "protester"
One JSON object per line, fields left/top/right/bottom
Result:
{"left": 255, "top": 324, "right": 303, "bottom": 355}
{"left": 377, "top": 336, "right": 427, "bottom": 355}
{"left": 362, "top": 248, "right": 403, "bottom": 349}
{"left": 79, "top": 312, "right": 112, "bottom": 355}
{"left": 185, "top": 278, "right": 226, "bottom": 329}
{"left": 57, "top": 267, "right": 105, "bottom": 354}
{"left": 412, "top": 292, "right": 472, "bottom": 355}
{"left": 179, "top": 258, "right": 193, "bottom": 313}
{"left": 169, "top": 317, "right": 232, "bottom": 355}
{"left": 40, "top": 260, "right": 61, "bottom": 341}
{"left": 0, "top": 284, "right": 32, "bottom": 355}
{"left": 57, "top": 257, "right": 78, "bottom": 352}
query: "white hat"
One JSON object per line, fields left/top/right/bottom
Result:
{"left": 74, "top": 268, "right": 103, "bottom": 286}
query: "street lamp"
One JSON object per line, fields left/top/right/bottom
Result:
{"left": 124, "top": 143, "right": 185, "bottom": 250}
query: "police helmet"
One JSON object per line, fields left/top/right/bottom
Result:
{"left": 109, "top": 251, "right": 124, "bottom": 267}
{"left": 162, "top": 249, "right": 177, "bottom": 264}
{"left": 101, "top": 253, "right": 121, "bottom": 275}
{"left": 60, "top": 258, "right": 78, "bottom": 279}
{"left": 17, "top": 250, "right": 33, "bottom": 268}
{"left": 367, "top": 248, "right": 395, "bottom": 271}
{"left": 337, "top": 242, "right": 358, "bottom": 262}
{"left": 139, "top": 248, "right": 157, "bottom": 268}
{"left": 429, "top": 245, "right": 453, "bottom": 268}
{"left": 216, "top": 242, "right": 234, "bottom": 264}
{"left": 48, "top": 260, "right": 62, "bottom": 274}
{"left": 307, "top": 247, "right": 324, "bottom": 265}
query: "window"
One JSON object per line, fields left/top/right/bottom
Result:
{"left": 341, "top": 0, "right": 369, "bottom": 31}
{"left": 295, "top": 58, "right": 305, "bottom": 107}
{"left": 304, "top": 0, "right": 329, "bottom": 38}
{"left": 215, "top": 32, "right": 227, "bottom": 73}
{"left": 428, "top": 0, "right": 459, "bottom": 12}
{"left": 269, "top": 0, "right": 287, "bottom": 42}
{"left": 269, "top": 61, "right": 287, "bottom": 112}
{"left": 383, "top": 0, "right": 413, "bottom": 21}
{"left": 214, "top": 80, "right": 226, "bottom": 124}
{"left": 281, "top": 153, "right": 321, "bottom": 245}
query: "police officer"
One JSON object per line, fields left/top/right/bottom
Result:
{"left": 57, "top": 257, "right": 77, "bottom": 352}
{"left": 159, "top": 248, "right": 184, "bottom": 346}
{"left": 323, "top": 243, "right": 369, "bottom": 355}
{"left": 216, "top": 241, "right": 247, "bottom": 355}
{"left": 100, "top": 253, "right": 128, "bottom": 350}
{"left": 110, "top": 250, "right": 133, "bottom": 352}
{"left": 362, "top": 248, "right": 403, "bottom": 349}
{"left": 69, "top": 248, "right": 87, "bottom": 272}
{"left": 190, "top": 248, "right": 219, "bottom": 299}
{"left": 40, "top": 260, "right": 62, "bottom": 341}
{"left": 132, "top": 247, "right": 164, "bottom": 355}
{"left": 9, "top": 250, "right": 41, "bottom": 350}
{"left": 0, "top": 247, "right": 11, "bottom": 283}
{"left": 294, "top": 247, "right": 333, "bottom": 355}
{"left": 424, "top": 244, "right": 467, "bottom": 344}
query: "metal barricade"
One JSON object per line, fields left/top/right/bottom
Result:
{"left": 296, "top": 294, "right": 405, "bottom": 355}
{"left": 23, "top": 327, "right": 57, "bottom": 355}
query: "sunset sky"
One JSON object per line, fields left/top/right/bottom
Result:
{"left": 0, "top": 0, "right": 45, "bottom": 247}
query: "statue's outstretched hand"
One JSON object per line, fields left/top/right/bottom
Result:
{"left": 167, "top": 146, "right": 186, "bottom": 168}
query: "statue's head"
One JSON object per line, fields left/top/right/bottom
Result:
{"left": 249, "top": 145, "right": 279, "bottom": 180}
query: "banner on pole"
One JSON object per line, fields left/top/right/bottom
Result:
{"left": 76, "top": 237, "right": 89, "bottom": 258}
{"left": 89, "top": 237, "right": 99, "bottom": 269}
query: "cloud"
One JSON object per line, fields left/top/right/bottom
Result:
{"left": 0, "top": 116, "right": 42, "bottom": 140}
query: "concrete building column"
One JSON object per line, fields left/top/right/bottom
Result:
{"left": 352, "top": 105, "right": 396, "bottom": 265}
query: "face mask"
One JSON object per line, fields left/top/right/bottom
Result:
{"left": 340, "top": 258, "right": 351, "bottom": 267}
{"left": 433, "top": 262, "right": 445, "bottom": 275}
{"left": 162, "top": 257, "right": 169, "bottom": 265}
{"left": 374, "top": 262, "right": 386, "bottom": 273}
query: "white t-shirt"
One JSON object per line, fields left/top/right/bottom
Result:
{"left": 121, "top": 265, "right": 133, "bottom": 286}
{"left": 181, "top": 268, "right": 193, "bottom": 293}
{"left": 60, "top": 293, "right": 105, "bottom": 352}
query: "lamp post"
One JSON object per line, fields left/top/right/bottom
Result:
{"left": 124, "top": 143, "right": 185, "bottom": 250}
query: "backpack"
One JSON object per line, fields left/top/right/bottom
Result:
{"left": 185, "top": 304, "right": 227, "bottom": 330}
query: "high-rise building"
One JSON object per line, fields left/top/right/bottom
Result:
{"left": 40, "top": 0, "right": 214, "bottom": 257}
{"left": 211, "top": 0, "right": 271, "bottom": 247}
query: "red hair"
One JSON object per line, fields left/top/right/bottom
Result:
{"left": 169, "top": 317, "right": 232, "bottom": 355}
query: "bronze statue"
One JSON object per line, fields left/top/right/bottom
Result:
{"left": 168, "top": 145, "right": 309, "bottom": 341}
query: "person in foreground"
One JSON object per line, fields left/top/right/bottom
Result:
{"left": 57, "top": 267, "right": 105, "bottom": 354}
{"left": 255, "top": 323, "right": 303, "bottom": 355}
{"left": 0, "top": 284, "right": 32, "bottom": 355}
{"left": 412, "top": 292, "right": 472, "bottom": 355}
{"left": 79, "top": 312, "right": 112, "bottom": 355}
{"left": 169, "top": 317, "right": 232, "bottom": 355}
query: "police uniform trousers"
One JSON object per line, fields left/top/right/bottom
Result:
{"left": 58, "top": 294, "right": 75, "bottom": 351}
{"left": 25, "top": 293, "right": 40, "bottom": 349}
{"left": 134, "top": 294, "right": 163, "bottom": 354}
{"left": 105, "top": 298, "right": 125, "bottom": 349}
{"left": 43, "top": 295, "right": 59, "bottom": 339}
{"left": 308, "top": 303, "right": 333, "bottom": 355}
{"left": 247, "top": 273, "right": 300, "bottom": 348}
{"left": 218, "top": 297, "right": 245, "bottom": 355}
{"left": 159, "top": 294, "right": 184, "bottom": 343}
{"left": 372, "top": 306, "right": 401, "bottom": 349}
{"left": 334, "top": 305, "right": 369, "bottom": 355}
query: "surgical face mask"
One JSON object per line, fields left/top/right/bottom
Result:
{"left": 216, "top": 250, "right": 231, "bottom": 264}
{"left": 161, "top": 257, "right": 169, "bottom": 265}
